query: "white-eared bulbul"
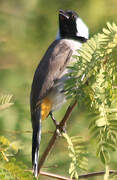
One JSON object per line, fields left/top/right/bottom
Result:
{"left": 30, "top": 9, "right": 89, "bottom": 177}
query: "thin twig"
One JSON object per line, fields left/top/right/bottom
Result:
{"left": 0, "top": 130, "right": 32, "bottom": 134}
{"left": 0, "top": 130, "right": 53, "bottom": 135}
{"left": 38, "top": 100, "right": 77, "bottom": 174}
{"left": 40, "top": 170, "right": 117, "bottom": 180}
{"left": 40, "top": 171, "right": 72, "bottom": 180}
{"left": 59, "top": 100, "right": 77, "bottom": 127}
{"left": 78, "top": 170, "right": 117, "bottom": 179}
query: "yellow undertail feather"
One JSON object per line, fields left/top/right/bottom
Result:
{"left": 41, "top": 97, "right": 52, "bottom": 120}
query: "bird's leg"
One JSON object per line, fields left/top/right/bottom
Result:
{"left": 49, "top": 112, "right": 59, "bottom": 126}
{"left": 49, "top": 112, "right": 66, "bottom": 134}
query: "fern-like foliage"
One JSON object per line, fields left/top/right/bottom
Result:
{"left": 0, "top": 136, "right": 34, "bottom": 180}
{"left": 65, "top": 22, "right": 117, "bottom": 168}
{"left": 63, "top": 133, "right": 88, "bottom": 179}
{"left": 0, "top": 94, "right": 13, "bottom": 111}
{"left": 0, "top": 94, "right": 35, "bottom": 180}
{"left": 0, "top": 136, "right": 19, "bottom": 161}
{"left": 0, "top": 160, "right": 34, "bottom": 180}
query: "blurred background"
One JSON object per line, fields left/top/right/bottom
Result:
{"left": 0, "top": 0, "right": 116, "bottom": 179}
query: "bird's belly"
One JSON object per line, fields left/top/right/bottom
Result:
{"left": 41, "top": 89, "right": 66, "bottom": 120}
{"left": 48, "top": 77, "right": 67, "bottom": 111}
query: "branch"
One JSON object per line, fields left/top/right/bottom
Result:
{"left": 78, "top": 170, "right": 117, "bottom": 179}
{"left": 40, "top": 170, "right": 117, "bottom": 180}
{"left": 38, "top": 100, "right": 77, "bottom": 174}
{"left": 40, "top": 171, "right": 72, "bottom": 180}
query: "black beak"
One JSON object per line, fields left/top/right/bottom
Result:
{"left": 59, "top": 9, "right": 69, "bottom": 19}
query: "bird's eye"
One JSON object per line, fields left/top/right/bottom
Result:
{"left": 71, "top": 14, "right": 75, "bottom": 19}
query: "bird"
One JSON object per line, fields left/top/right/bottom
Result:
{"left": 30, "top": 9, "right": 89, "bottom": 177}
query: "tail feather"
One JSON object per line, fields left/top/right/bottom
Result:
{"left": 32, "top": 108, "right": 41, "bottom": 177}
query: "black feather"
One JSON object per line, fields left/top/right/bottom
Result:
{"left": 32, "top": 108, "right": 41, "bottom": 177}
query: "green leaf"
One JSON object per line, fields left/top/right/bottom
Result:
{"left": 96, "top": 118, "right": 107, "bottom": 127}
{"left": 74, "top": 171, "right": 79, "bottom": 180}
{"left": 63, "top": 133, "right": 88, "bottom": 178}
{"left": 109, "top": 120, "right": 117, "bottom": 125}
{"left": 65, "top": 21, "right": 117, "bottom": 171}
{"left": 0, "top": 94, "right": 13, "bottom": 111}
{"left": 107, "top": 22, "right": 113, "bottom": 32}
{"left": 103, "top": 143, "right": 116, "bottom": 151}
{"left": 100, "top": 150, "right": 110, "bottom": 164}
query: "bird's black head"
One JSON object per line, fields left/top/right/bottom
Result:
{"left": 58, "top": 9, "right": 89, "bottom": 42}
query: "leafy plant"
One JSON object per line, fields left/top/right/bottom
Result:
{"left": 63, "top": 133, "right": 88, "bottom": 179}
{"left": 0, "top": 94, "right": 13, "bottom": 111}
{"left": 0, "top": 135, "right": 34, "bottom": 180}
{"left": 0, "top": 95, "right": 34, "bottom": 180}
{"left": 65, "top": 22, "right": 117, "bottom": 179}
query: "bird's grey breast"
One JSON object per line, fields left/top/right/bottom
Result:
{"left": 49, "top": 39, "right": 82, "bottom": 111}
{"left": 60, "top": 39, "right": 82, "bottom": 73}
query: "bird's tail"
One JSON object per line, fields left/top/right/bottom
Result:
{"left": 32, "top": 108, "right": 41, "bottom": 177}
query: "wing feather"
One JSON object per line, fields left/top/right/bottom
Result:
{"left": 30, "top": 39, "right": 72, "bottom": 112}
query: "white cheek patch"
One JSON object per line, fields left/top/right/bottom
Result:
{"left": 76, "top": 18, "right": 89, "bottom": 39}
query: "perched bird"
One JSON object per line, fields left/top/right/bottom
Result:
{"left": 30, "top": 9, "right": 89, "bottom": 177}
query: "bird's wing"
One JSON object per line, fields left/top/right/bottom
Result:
{"left": 30, "top": 39, "right": 72, "bottom": 112}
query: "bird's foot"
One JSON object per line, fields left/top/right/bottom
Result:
{"left": 56, "top": 124, "right": 66, "bottom": 136}
{"left": 49, "top": 112, "right": 66, "bottom": 135}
